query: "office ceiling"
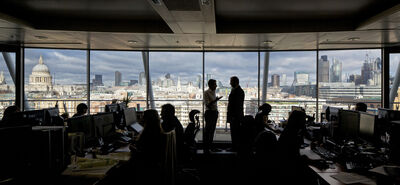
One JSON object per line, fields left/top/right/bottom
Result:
{"left": 0, "top": 0, "right": 399, "bottom": 51}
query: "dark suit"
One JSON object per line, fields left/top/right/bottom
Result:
{"left": 227, "top": 85, "right": 244, "bottom": 151}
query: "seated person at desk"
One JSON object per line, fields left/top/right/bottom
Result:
{"left": 0, "top": 105, "right": 20, "bottom": 125}
{"left": 161, "top": 103, "right": 184, "bottom": 164}
{"left": 72, "top": 103, "right": 88, "bottom": 117}
{"left": 129, "top": 109, "right": 164, "bottom": 185}
{"left": 254, "top": 103, "right": 273, "bottom": 134}
{"left": 184, "top": 110, "right": 200, "bottom": 156}
{"left": 277, "top": 110, "right": 327, "bottom": 184}
{"left": 355, "top": 102, "right": 367, "bottom": 112}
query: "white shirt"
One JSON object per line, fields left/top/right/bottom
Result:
{"left": 204, "top": 88, "right": 218, "bottom": 111}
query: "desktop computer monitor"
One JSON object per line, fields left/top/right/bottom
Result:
{"left": 338, "top": 110, "right": 360, "bottom": 139}
{"left": 17, "top": 109, "right": 46, "bottom": 126}
{"left": 378, "top": 108, "right": 400, "bottom": 121}
{"left": 328, "top": 107, "right": 342, "bottom": 121}
{"left": 105, "top": 104, "right": 119, "bottom": 113}
{"left": 44, "top": 107, "right": 63, "bottom": 126}
{"left": 67, "top": 115, "right": 95, "bottom": 144}
{"left": 291, "top": 106, "right": 304, "bottom": 112}
{"left": 123, "top": 108, "right": 143, "bottom": 133}
{"left": 92, "top": 112, "right": 115, "bottom": 139}
{"left": 359, "top": 112, "right": 376, "bottom": 141}
{"left": 119, "top": 102, "right": 127, "bottom": 111}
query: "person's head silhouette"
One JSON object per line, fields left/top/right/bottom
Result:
{"left": 230, "top": 76, "right": 239, "bottom": 88}
{"left": 189, "top": 109, "right": 200, "bottom": 123}
{"left": 161, "top": 104, "right": 175, "bottom": 119}
{"left": 76, "top": 103, "right": 88, "bottom": 115}
{"left": 355, "top": 102, "right": 367, "bottom": 112}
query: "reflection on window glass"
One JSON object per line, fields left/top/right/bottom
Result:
{"left": 318, "top": 49, "right": 382, "bottom": 115}
{"left": 25, "top": 49, "right": 87, "bottom": 117}
{"left": 261, "top": 51, "right": 317, "bottom": 123}
{"left": 90, "top": 51, "right": 146, "bottom": 114}
{"left": 0, "top": 52, "right": 15, "bottom": 119}
{"left": 149, "top": 52, "right": 203, "bottom": 127}
{"left": 390, "top": 54, "right": 400, "bottom": 110}
{"left": 205, "top": 52, "right": 258, "bottom": 141}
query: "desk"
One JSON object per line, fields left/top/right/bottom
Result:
{"left": 62, "top": 145, "right": 131, "bottom": 181}
{"left": 301, "top": 147, "right": 376, "bottom": 185}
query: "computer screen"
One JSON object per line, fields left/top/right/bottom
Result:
{"left": 291, "top": 106, "right": 303, "bottom": 112}
{"left": 17, "top": 110, "right": 46, "bottom": 125}
{"left": 338, "top": 110, "right": 360, "bottom": 138}
{"left": 92, "top": 112, "right": 115, "bottom": 138}
{"left": 123, "top": 108, "right": 137, "bottom": 126}
{"left": 378, "top": 108, "right": 400, "bottom": 121}
{"left": 119, "top": 102, "right": 127, "bottom": 111}
{"left": 105, "top": 104, "right": 119, "bottom": 113}
{"left": 67, "top": 115, "right": 94, "bottom": 139}
{"left": 328, "top": 107, "right": 342, "bottom": 122}
{"left": 359, "top": 112, "right": 376, "bottom": 140}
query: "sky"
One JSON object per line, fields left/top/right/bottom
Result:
{"left": 0, "top": 48, "right": 388, "bottom": 87}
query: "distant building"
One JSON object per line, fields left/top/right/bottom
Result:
{"left": 281, "top": 74, "right": 287, "bottom": 86}
{"left": 129, "top": 80, "right": 138, "bottom": 86}
{"left": 318, "top": 55, "right": 330, "bottom": 83}
{"left": 197, "top": 75, "right": 202, "bottom": 89}
{"left": 361, "top": 55, "right": 381, "bottom": 85}
{"left": 93, "top": 74, "right": 103, "bottom": 86}
{"left": 348, "top": 74, "right": 361, "bottom": 85}
{"left": 271, "top": 74, "right": 280, "bottom": 87}
{"left": 330, "top": 58, "right": 342, "bottom": 82}
{"left": 294, "top": 72, "right": 309, "bottom": 85}
{"left": 0, "top": 71, "right": 5, "bottom": 85}
{"left": 115, "top": 71, "right": 122, "bottom": 86}
{"left": 28, "top": 55, "right": 53, "bottom": 91}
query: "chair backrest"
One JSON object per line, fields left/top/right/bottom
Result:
{"left": 254, "top": 130, "right": 278, "bottom": 158}
{"left": 162, "top": 129, "right": 177, "bottom": 185}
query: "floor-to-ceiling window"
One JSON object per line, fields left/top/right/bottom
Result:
{"left": 90, "top": 51, "right": 146, "bottom": 114}
{"left": 261, "top": 51, "right": 317, "bottom": 123}
{"left": 205, "top": 52, "right": 258, "bottom": 141}
{"left": 149, "top": 52, "right": 203, "bottom": 127}
{"left": 0, "top": 52, "right": 15, "bottom": 119}
{"left": 24, "top": 49, "right": 87, "bottom": 116}
{"left": 318, "top": 49, "right": 382, "bottom": 115}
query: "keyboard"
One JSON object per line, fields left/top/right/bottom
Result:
{"left": 345, "top": 161, "right": 372, "bottom": 171}
{"left": 119, "top": 135, "right": 132, "bottom": 142}
{"left": 312, "top": 146, "right": 337, "bottom": 160}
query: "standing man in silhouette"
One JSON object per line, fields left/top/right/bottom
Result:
{"left": 227, "top": 76, "right": 244, "bottom": 151}
{"left": 203, "top": 79, "right": 222, "bottom": 153}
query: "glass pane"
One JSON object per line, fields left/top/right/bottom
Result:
{"left": 261, "top": 51, "right": 317, "bottom": 123}
{"left": 149, "top": 52, "right": 203, "bottom": 128}
{"left": 205, "top": 52, "right": 258, "bottom": 141}
{"left": 390, "top": 54, "right": 400, "bottom": 110}
{"left": 318, "top": 49, "right": 382, "bottom": 115}
{"left": 25, "top": 49, "right": 87, "bottom": 117}
{"left": 90, "top": 51, "right": 146, "bottom": 114}
{"left": 0, "top": 52, "right": 15, "bottom": 119}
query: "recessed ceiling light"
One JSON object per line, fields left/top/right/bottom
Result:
{"left": 151, "top": 0, "right": 162, "bottom": 5}
{"left": 263, "top": 40, "right": 272, "bottom": 44}
{"left": 195, "top": 40, "right": 205, "bottom": 44}
{"left": 127, "top": 40, "right": 137, "bottom": 44}
{"left": 35, "top": 35, "right": 48, "bottom": 40}
{"left": 348, "top": 37, "right": 360, "bottom": 41}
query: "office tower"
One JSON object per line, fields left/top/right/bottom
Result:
{"left": 271, "top": 74, "right": 280, "bottom": 87}
{"left": 330, "top": 58, "right": 342, "bottom": 82}
{"left": 92, "top": 74, "right": 103, "bottom": 86}
{"left": 139, "top": 72, "right": 146, "bottom": 86}
{"left": 318, "top": 55, "right": 330, "bottom": 83}
{"left": 294, "top": 72, "right": 309, "bottom": 85}
{"left": 115, "top": 71, "right": 122, "bottom": 86}
{"left": 348, "top": 74, "right": 361, "bottom": 85}
{"left": 196, "top": 75, "right": 202, "bottom": 89}
{"left": 281, "top": 74, "right": 287, "bottom": 86}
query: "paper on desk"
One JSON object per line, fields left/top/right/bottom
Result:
{"left": 331, "top": 172, "right": 376, "bottom": 185}
{"left": 369, "top": 165, "right": 400, "bottom": 176}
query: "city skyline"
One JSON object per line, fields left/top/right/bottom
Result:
{"left": 8, "top": 49, "right": 383, "bottom": 87}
